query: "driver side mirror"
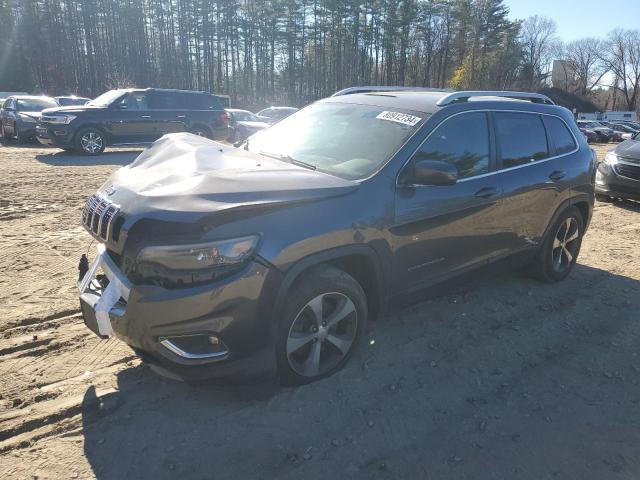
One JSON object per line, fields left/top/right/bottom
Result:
{"left": 410, "top": 159, "right": 458, "bottom": 186}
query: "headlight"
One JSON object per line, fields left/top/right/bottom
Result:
{"left": 137, "top": 235, "right": 259, "bottom": 271}
{"left": 44, "top": 115, "right": 76, "bottom": 125}
{"left": 18, "top": 113, "right": 37, "bottom": 123}
{"left": 603, "top": 152, "right": 618, "bottom": 165}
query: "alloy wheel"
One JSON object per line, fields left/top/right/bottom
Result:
{"left": 286, "top": 292, "right": 358, "bottom": 378}
{"left": 551, "top": 217, "right": 579, "bottom": 273}
{"left": 81, "top": 131, "right": 103, "bottom": 154}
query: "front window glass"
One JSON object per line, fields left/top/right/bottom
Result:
{"left": 120, "top": 92, "right": 148, "bottom": 110}
{"left": 412, "top": 112, "right": 490, "bottom": 179}
{"left": 87, "top": 90, "right": 126, "bottom": 107}
{"left": 16, "top": 98, "right": 57, "bottom": 111}
{"left": 247, "top": 102, "right": 424, "bottom": 180}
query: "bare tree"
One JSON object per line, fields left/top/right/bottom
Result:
{"left": 599, "top": 29, "right": 640, "bottom": 111}
{"left": 519, "top": 15, "right": 561, "bottom": 90}
{"left": 565, "top": 38, "right": 608, "bottom": 95}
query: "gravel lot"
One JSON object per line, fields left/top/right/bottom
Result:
{"left": 0, "top": 143, "right": 639, "bottom": 479}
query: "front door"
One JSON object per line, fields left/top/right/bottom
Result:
{"left": 391, "top": 111, "right": 508, "bottom": 293}
{"left": 108, "top": 92, "right": 158, "bottom": 143}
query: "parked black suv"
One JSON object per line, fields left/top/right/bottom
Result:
{"left": 36, "top": 88, "right": 229, "bottom": 154}
{"left": 78, "top": 89, "right": 595, "bottom": 385}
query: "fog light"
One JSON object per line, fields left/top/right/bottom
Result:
{"left": 159, "top": 334, "right": 228, "bottom": 360}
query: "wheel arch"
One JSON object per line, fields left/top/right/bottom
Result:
{"left": 273, "top": 245, "right": 386, "bottom": 324}
{"left": 542, "top": 194, "right": 593, "bottom": 241}
{"left": 188, "top": 123, "right": 214, "bottom": 138}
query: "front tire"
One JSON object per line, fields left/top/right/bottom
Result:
{"left": 529, "top": 206, "right": 584, "bottom": 283}
{"left": 276, "top": 266, "right": 367, "bottom": 386}
{"left": 75, "top": 128, "right": 106, "bottom": 155}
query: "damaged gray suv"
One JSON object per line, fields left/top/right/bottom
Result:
{"left": 78, "top": 88, "right": 595, "bottom": 385}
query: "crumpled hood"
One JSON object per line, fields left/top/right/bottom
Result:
{"left": 615, "top": 139, "right": 640, "bottom": 160}
{"left": 100, "top": 133, "right": 358, "bottom": 222}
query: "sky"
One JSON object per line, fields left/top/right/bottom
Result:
{"left": 505, "top": 0, "right": 640, "bottom": 42}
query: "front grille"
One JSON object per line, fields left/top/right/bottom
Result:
{"left": 82, "top": 194, "right": 121, "bottom": 242}
{"left": 615, "top": 163, "right": 640, "bottom": 181}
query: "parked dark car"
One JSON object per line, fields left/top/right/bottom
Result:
{"left": 596, "top": 132, "right": 640, "bottom": 201}
{"left": 1, "top": 95, "right": 58, "bottom": 142}
{"left": 226, "top": 108, "right": 269, "bottom": 143}
{"left": 579, "top": 127, "right": 598, "bottom": 143}
{"left": 77, "top": 89, "right": 595, "bottom": 385}
{"left": 256, "top": 106, "right": 299, "bottom": 124}
{"left": 36, "top": 88, "right": 229, "bottom": 155}
{"left": 608, "top": 123, "right": 639, "bottom": 140}
{"left": 577, "top": 120, "right": 614, "bottom": 143}
{"left": 55, "top": 96, "right": 91, "bottom": 107}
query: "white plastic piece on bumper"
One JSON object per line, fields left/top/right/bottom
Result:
{"left": 78, "top": 244, "right": 132, "bottom": 337}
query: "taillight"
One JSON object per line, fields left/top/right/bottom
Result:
{"left": 220, "top": 111, "right": 230, "bottom": 127}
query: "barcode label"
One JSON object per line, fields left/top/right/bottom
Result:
{"left": 376, "top": 111, "right": 422, "bottom": 126}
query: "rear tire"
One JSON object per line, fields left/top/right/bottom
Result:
{"left": 276, "top": 265, "right": 367, "bottom": 386}
{"left": 528, "top": 206, "right": 584, "bottom": 283}
{"left": 74, "top": 127, "right": 106, "bottom": 155}
{"left": 188, "top": 125, "right": 213, "bottom": 139}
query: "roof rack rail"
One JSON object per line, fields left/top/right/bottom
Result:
{"left": 332, "top": 86, "right": 450, "bottom": 97}
{"left": 436, "top": 91, "right": 555, "bottom": 106}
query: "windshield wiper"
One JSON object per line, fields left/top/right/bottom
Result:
{"left": 257, "top": 151, "right": 316, "bottom": 170}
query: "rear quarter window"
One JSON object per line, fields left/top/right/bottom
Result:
{"left": 495, "top": 112, "right": 549, "bottom": 169}
{"left": 543, "top": 116, "right": 577, "bottom": 155}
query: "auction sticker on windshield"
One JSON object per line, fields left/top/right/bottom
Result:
{"left": 376, "top": 111, "right": 422, "bottom": 126}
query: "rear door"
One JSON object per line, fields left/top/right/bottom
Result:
{"left": 148, "top": 91, "right": 187, "bottom": 136}
{"left": 392, "top": 111, "right": 509, "bottom": 292}
{"left": 490, "top": 111, "right": 576, "bottom": 250}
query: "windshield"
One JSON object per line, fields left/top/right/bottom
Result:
{"left": 247, "top": 102, "right": 424, "bottom": 180}
{"left": 57, "top": 97, "right": 88, "bottom": 106}
{"left": 231, "top": 111, "right": 258, "bottom": 122}
{"left": 16, "top": 98, "right": 57, "bottom": 111}
{"left": 87, "top": 90, "right": 126, "bottom": 107}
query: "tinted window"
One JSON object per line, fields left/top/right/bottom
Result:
{"left": 495, "top": 112, "right": 548, "bottom": 168}
{"left": 121, "top": 92, "right": 148, "bottom": 110}
{"left": 151, "top": 91, "right": 220, "bottom": 110}
{"left": 413, "top": 112, "right": 489, "bottom": 179}
{"left": 543, "top": 116, "right": 576, "bottom": 155}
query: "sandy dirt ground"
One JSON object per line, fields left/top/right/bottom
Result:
{"left": 0, "top": 142, "right": 639, "bottom": 480}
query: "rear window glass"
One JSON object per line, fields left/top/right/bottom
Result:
{"left": 495, "top": 112, "right": 549, "bottom": 168}
{"left": 543, "top": 116, "right": 576, "bottom": 155}
{"left": 151, "top": 92, "right": 221, "bottom": 110}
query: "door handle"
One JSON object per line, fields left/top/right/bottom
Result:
{"left": 176, "top": 115, "right": 186, "bottom": 119}
{"left": 549, "top": 170, "right": 566, "bottom": 181}
{"left": 141, "top": 115, "right": 151, "bottom": 119}
{"left": 474, "top": 187, "right": 498, "bottom": 199}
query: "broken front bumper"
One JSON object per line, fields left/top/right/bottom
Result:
{"left": 77, "top": 244, "right": 279, "bottom": 381}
